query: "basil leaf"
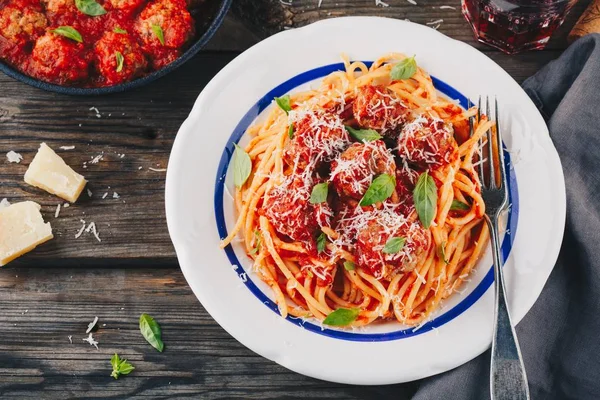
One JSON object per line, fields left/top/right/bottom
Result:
{"left": 114, "top": 27, "right": 127, "bottom": 34}
{"left": 115, "top": 51, "right": 124, "bottom": 73}
{"left": 345, "top": 126, "right": 382, "bottom": 142}
{"left": 383, "top": 237, "right": 406, "bottom": 254}
{"left": 413, "top": 171, "right": 437, "bottom": 228}
{"left": 343, "top": 260, "right": 355, "bottom": 271}
{"left": 110, "top": 353, "right": 134, "bottom": 379}
{"left": 75, "top": 0, "right": 106, "bottom": 16}
{"left": 288, "top": 123, "right": 294, "bottom": 139}
{"left": 232, "top": 143, "right": 251, "bottom": 188}
{"left": 317, "top": 232, "right": 327, "bottom": 253}
{"left": 439, "top": 241, "right": 449, "bottom": 264}
{"left": 323, "top": 308, "right": 360, "bottom": 326}
{"left": 151, "top": 24, "right": 165, "bottom": 46}
{"left": 360, "top": 174, "right": 395, "bottom": 206}
{"left": 309, "top": 182, "right": 328, "bottom": 204}
{"left": 249, "top": 229, "right": 261, "bottom": 255}
{"left": 50, "top": 26, "right": 83, "bottom": 43}
{"left": 450, "top": 199, "right": 470, "bottom": 211}
{"left": 139, "top": 313, "right": 164, "bottom": 352}
{"left": 390, "top": 56, "right": 417, "bottom": 80}
{"left": 275, "top": 95, "right": 292, "bottom": 114}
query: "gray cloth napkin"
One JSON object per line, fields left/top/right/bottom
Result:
{"left": 411, "top": 34, "right": 600, "bottom": 400}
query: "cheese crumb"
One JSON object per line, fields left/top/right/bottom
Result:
{"left": 112, "top": 192, "right": 120, "bottom": 199}
{"left": 24, "top": 143, "right": 87, "bottom": 202}
{"left": 75, "top": 219, "right": 86, "bottom": 239}
{"left": 54, "top": 203, "right": 61, "bottom": 218}
{"left": 59, "top": 146, "right": 75, "bottom": 150}
{"left": 148, "top": 167, "right": 167, "bottom": 172}
{"left": 6, "top": 151, "right": 23, "bottom": 163}
{"left": 68, "top": 335, "right": 72, "bottom": 344}
{"left": 87, "top": 189, "right": 92, "bottom": 197}
{"left": 63, "top": 203, "right": 70, "bottom": 208}
{"left": 0, "top": 201, "right": 53, "bottom": 266}
{"left": 102, "top": 192, "right": 108, "bottom": 199}
{"left": 85, "top": 222, "right": 101, "bottom": 242}
{"left": 82, "top": 332, "right": 99, "bottom": 350}
{"left": 86, "top": 316, "right": 98, "bottom": 334}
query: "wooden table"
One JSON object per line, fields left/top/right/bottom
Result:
{"left": 0, "top": 1, "right": 588, "bottom": 398}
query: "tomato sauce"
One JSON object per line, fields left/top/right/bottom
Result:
{"left": 0, "top": 0, "right": 200, "bottom": 87}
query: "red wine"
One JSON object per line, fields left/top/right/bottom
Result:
{"left": 462, "top": 0, "right": 578, "bottom": 54}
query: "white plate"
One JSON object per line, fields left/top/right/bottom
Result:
{"left": 165, "top": 17, "right": 566, "bottom": 385}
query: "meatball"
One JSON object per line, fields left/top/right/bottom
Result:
{"left": 42, "top": 0, "right": 77, "bottom": 14}
{"left": 353, "top": 85, "right": 410, "bottom": 136}
{"left": 355, "top": 210, "right": 429, "bottom": 279}
{"left": 395, "top": 161, "right": 420, "bottom": 214}
{"left": 30, "top": 32, "right": 90, "bottom": 84}
{"left": 330, "top": 140, "right": 396, "bottom": 200}
{"left": 134, "top": 0, "right": 194, "bottom": 49}
{"left": 262, "top": 176, "right": 332, "bottom": 243}
{"left": 397, "top": 114, "right": 458, "bottom": 168}
{"left": 284, "top": 110, "right": 350, "bottom": 171}
{"left": 94, "top": 31, "right": 147, "bottom": 85}
{"left": 0, "top": 5, "right": 47, "bottom": 42}
{"left": 109, "top": 0, "right": 146, "bottom": 11}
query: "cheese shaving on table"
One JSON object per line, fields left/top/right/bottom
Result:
{"left": 86, "top": 316, "right": 98, "bottom": 334}
{"left": 59, "top": 146, "right": 75, "bottom": 150}
{"left": 406, "top": 0, "right": 417, "bottom": 5}
{"left": 54, "top": 203, "right": 61, "bottom": 218}
{"left": 75, "top": 220, "right": 86, "bottom": 239}
{"left": 68, "top": 335, "right": 72, "bottom": 344}
{"left": 438, "top": 5, "right": 456, "bottom": 9}
{"left": 112, "top": 192, "right": 120, "bottom": 199}
{"left": 102, "top": 192, "right": 108, "bottom": 199}
{"left": 85, "top": 222, "right": 101, "bottom": 242}
{"left": 87, "top": 189, "right": 92, "bottom": 197}
{"left": 375, "top": 0, "right": 389, "bottom": 6}
{"left": 82, "top": 333, "right": 99, "bottom": 349}
{"left": 90, "top": 154, "right": 103, "bottom": 164}
{"left": 148, "top": 167, "right": 167, "bottom": 172}
{"left": 0, "top": 198, "right": 10, "bottom": 210}
{"left": 6, "top": 151, "right": 23, "bottom": 163}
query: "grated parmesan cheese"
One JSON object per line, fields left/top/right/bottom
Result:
{"left": 112, "top": 192, "right": 120, "bottom": 199}
{"left": 54, "top": 203, "right": 61, "bottom": 218}
{"left": 59, "top": 146, "right": 75, "bottom": 150}
{"left": 6, "top": 151, "right": 23, "bottom": 163}
{"left": 148, "top": 167, "right": 167, "bottom": 172}
{"left": 102, "top": 192, "right": 108, "bottom": 199}
{"left": 86, "top": 316, "right": 98, "bottom": 334}
{"left": 68, "top": 335, "right": 72, "bottom": 344}
{"left": 82, "top": 332, "right": 98, "bottom": 350}
{"left": 87, "top": 189, "right": 92, "bottom": 197}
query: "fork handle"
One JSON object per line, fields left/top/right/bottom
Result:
{"left": 487, "top": 217, "right": 530, "bottom": 400}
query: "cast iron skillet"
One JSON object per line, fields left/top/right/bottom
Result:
{"left": 0, "top": 0, "right": 232, "bottom": 95}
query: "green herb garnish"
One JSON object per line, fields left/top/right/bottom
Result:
{"left": 383, "top": 237, "right": 406, "bottom": 254}
{"left": 390, "top": 55, "right": 417, "bottom": 80}
{"left": 232, "top": 143, "right": 251, "bottom": 188}
{"left": 360, "top": 174, "right": 395, "bottom": 206}
{"left": 275, "top": 95, "right": 292, "bottom": 114}
{"left": 50, "top": 26, "right": 83, "bottom": 43}
{"left": 115, "top": 51, "right": 124, "bottom": 73}
{"left": 139, "top": 313, "right": 164, "bottom": 352}
{"left": 345, "top": 126, "right": 382, "bottom": 142}
{"left": 310, "top": 182, "right": 329, "bottom": 204}
{"left": 110, "top": 353, "right": 135, "bottom": 380}
{"left": 317, "top": 232, "right": 327, "bottom": 253}
{"left": 343, "top": 261, "right": 356, "bottom": 271}
{"left": 75, "top": 0, "right": 106, "bottom": 16}
{"left": 151, "top": 24, "right": 165, "bottom": 46}
{"left": 413, "top": 171, "right": 437, "bottom": 228}
{"left": 323, "top": 308, "right": 360, "bottom": 326}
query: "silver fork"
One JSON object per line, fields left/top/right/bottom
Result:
{"left": 471, "top": 97, "right": 530, "bottom": 400}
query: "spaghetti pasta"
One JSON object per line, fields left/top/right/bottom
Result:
{"left": 221, "top": 53, "right": 492, "bottom": 328}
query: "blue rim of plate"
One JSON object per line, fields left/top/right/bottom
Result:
{"left": 214, "top": 62, "right": 519, "bottom": 342}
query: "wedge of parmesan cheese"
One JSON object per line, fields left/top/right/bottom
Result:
{"left": 24, "top": 143, "right": 87, "bottom": 202}
{"left": 0, "top": 201, "right": 53, "bottom": 266}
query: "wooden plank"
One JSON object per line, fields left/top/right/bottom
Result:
{"left": 0, "top": 49, "right": 561, "bottom": 265}
{"left": 0, "top": 266, "right": 420, "bottom": 398}
{"left": 232, "top": 0, "right": 593, "bottom": 51}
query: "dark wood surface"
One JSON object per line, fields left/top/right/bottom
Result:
{"left": 0, "top": 1, "right": 586, "bottom": 398}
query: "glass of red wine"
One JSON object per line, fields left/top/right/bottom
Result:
{"left": 462, "top": 0, "right": 579, "bottom": 54}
